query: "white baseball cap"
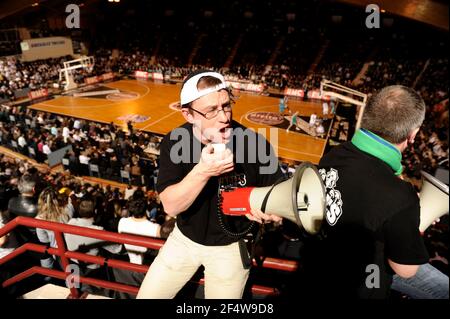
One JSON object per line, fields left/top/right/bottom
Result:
{"left": 180, "top": 71, "right": 228, "bottom": 106}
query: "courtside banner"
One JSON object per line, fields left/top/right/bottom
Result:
{"left": 101, "top": 72, "right": 114, "bottom": 81}
{"left": 227, "top": 81, "right": 264, "bottom": 93}
{"left": 28, "top": 88, "right": 49, "bottom": 100}
{"left": 84, "top": 76, "right": 100, "bottom": 85}
{"left": 152, "top": 72, "right": 164, "bottom": 80}
{"left": 284, "top": 87, "right": 305, "bottom": 98}
{"left": 308, "top": 89, "right": 331, "bottom": 101}
{"left": 135, "top": 70, "right": 150, "bottom": 79}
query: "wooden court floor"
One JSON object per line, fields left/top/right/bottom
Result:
{"left": 30, "top": 80, "right": 330, "bottom": 164}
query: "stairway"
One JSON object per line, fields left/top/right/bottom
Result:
{"left": 152, "top": 33, "right": 163, "bottom": 60}
{"left": 352, "top": 62, "right": 370, "bottom": 86}
{"left": 223, "top": 33, "right": 244, "bottom": 70}
{"left": 351, "top": 45, "right": 380, "bottom": 86}
{"left": 187, "top": 33, "right": 206, "bottom": 66}
{"left": 266, "top": 35, "right": 286, "bottom": 66}
{"left": 21, "top": 284, "right": 111, "bottom": 299}
{"left": 412, "top": 59, "right": 430, "bottom": 89}
{"left": 307, "top": 39, "right": 330, "bottom": 74}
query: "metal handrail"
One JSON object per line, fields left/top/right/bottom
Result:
{"left": 0, "top": 216, "right": 299, "bottom": 298}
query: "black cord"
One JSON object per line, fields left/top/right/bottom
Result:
{"left": 217, "top": 186, "right": 256, "bottom": 239}
{"left": 216, "top": 176, "right": 286, "bottom": 239}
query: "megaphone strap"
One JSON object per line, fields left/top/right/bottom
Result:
{"left": 238, "top": 239, "right": 252, "bottom": 269}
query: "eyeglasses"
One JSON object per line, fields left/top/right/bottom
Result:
{"left": 189, "top": 101, "right": 234, "bottom": 120}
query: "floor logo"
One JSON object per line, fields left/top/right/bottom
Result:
{"left": 107, "top": 92, "right": 139, "bottom": 101}
{"left": 117, "top": 114, "right": 150, "bottom": 123}
{"left": 246, "top": 112, "right": 285, "bottom": 126}
{"left": 246, "top": 111, "right": 330, "bottom": 138}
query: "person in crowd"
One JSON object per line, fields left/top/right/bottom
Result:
{"left": 35, "top": 187, "right": 71, "bottom": 269}
{"left": 118, "top": 198, "right": 163, "bottom": 265}
{"left": 137, "top": 70, "right": 283, "bottom": 299}
{"left": 301, "top": 85, "right": 448, "bottom": 299}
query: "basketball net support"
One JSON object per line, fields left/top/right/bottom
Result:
{"left": 320, "top": 79, "right": 367, "bottom": 131}
{"left": 58, "top": 56, "right": 95, "bottom": 91}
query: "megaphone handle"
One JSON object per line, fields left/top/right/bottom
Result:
{"left": 260, "top": 176, "right": 287, "bottom": 213}
{"left": 217, "top": 187, "right": 257, "bottom": 239}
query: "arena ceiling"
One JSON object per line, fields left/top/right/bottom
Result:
{"left": 0, "top": 0, "right": 448, "bottom": 31}
{"left": 0, "top": 0, "right": 99, "bottom": 21}
{"left": 338, "top": 0, "right": 448, "bottom": 31}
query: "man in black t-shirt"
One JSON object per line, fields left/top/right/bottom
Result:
{"left": 300, "top": 85, "right": 448, "bottom": 299}
{"left": 137, "top": 70, "right": 283, "bottom": 299}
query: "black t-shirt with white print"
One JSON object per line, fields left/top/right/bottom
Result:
{"left": 302, "top": 142, "right": 429, "bottom": 299}
{"left": 156, "top": 120, "right": 284, "bottom": 246}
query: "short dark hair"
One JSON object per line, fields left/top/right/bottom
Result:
{"left": 78, "top": 199, "right": 95, "bottom": 218}
{"left": 132, "top": 189, "right": 145, "bottom": 199}
{"left": 127, "top": 198, "right": 147, "bottom": 218}
{"left": 361, "top": 85, "right": 426, "bottom": 144}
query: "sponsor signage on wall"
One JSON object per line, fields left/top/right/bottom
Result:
{"left": 20, "top": 37, "right": 74, "bottom": 62}
{"left": 28, "top": 88, "right": 49, "bottom": 100}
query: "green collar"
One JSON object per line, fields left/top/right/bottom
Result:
{"left": 351, "top": 129, "right": 403, "bottom": 175}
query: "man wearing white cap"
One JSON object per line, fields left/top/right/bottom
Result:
{"left": 137, "top": 70, "right": 283, "bottom": 299}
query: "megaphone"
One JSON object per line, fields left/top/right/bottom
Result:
{"left": 220, "top": 162, "right": 326, "bottom": 235}
{"left": 419, "top": 170, "right": 449, "bottom": 232}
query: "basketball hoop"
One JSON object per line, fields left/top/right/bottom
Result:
{"left": 58, "top": 56, "right": 95, "bottom": 91}
{"left": 320, "top": 79, "right": 367, "bottom": 130}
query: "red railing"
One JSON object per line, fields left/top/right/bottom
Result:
{"left": 0, "top": 216, "right": 299, "bottom": 298}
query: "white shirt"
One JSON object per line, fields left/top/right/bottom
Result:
{"left": 322, "top": 102, "right": 329, "bottom": 115}
{"left": 309, "top": 113, "right": 317, "bottom": 126}
{"left": 73, "top": 120, "right": 81, "bottom": 129}
{"left": 42, "top": 144, "right": 51, "bottom": 155}
{"left": 18, "top": 136, "right": 27, "bottom": 147}
{"left": 65, "top": 218, "right": 121, "bottom": 268}
{"left": 64, "top": 218, "right": 103, "bottom": 254}
{"left": 0, "top": 219, "right": 14, "bottom": 259}
{"left": 72, "top": 133, "right": 81, "bottom": 142}
{"left": 316, "top": 124, "right": 325, "bottom": 134}
{"left": 36, "top": 214, "right": 70, "bottom": 249}
{"left": 118, "top": 217, "right": 160, "bottom": 264}
{"left": 124, "top": 188, "right": 136, "bottom": 200}
{"left": 79, "top": 154, "right": 90, "bottom": 165}
{"left": 62, "top": 127, "right": 70, "bottom": 138}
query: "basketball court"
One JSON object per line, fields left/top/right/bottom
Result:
{"left": 29, "top": 79, "right": 333, "bottom": 164}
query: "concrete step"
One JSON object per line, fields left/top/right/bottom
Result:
{"left": 21, "top": 283, "right": 111, "bottom": 299}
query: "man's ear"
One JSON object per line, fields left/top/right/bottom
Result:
{"left": 181, "top": 108, "right": 194, "bottom": 124}
{"left": 408, "top": 127, "right": 420, "bottom": 145}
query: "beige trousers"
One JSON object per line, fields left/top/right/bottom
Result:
{"left": 136, "top": 225, "right": 249, "bottom": 299}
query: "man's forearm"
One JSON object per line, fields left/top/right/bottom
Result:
{"left": 388, "top": 258, "right": 420, "bottom": 278}
{"left": 159, "top": 164, "right": 210, "bottom": 217}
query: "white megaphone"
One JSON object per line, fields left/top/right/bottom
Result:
{"left": 220, "top": 162, "right": 326, "bottom": 235}
{"left": 419, "top": 170, "right": 449, "bottom": 232}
